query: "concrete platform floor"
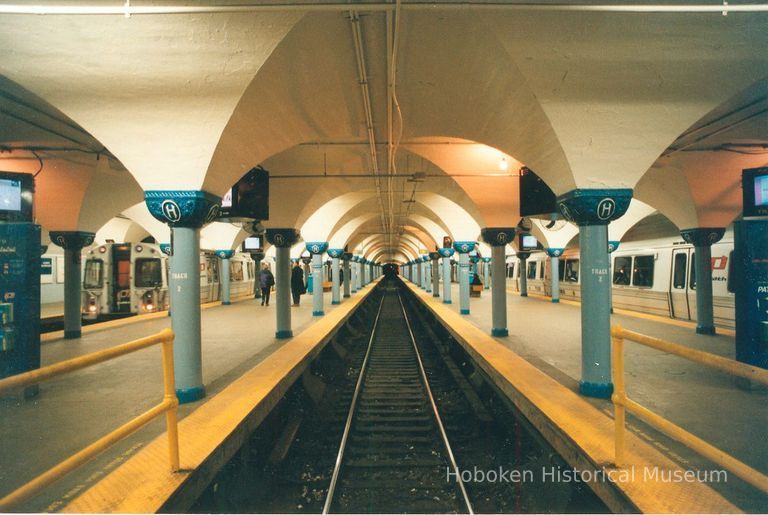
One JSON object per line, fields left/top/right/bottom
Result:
{"left": 0, "top": 291, "right": 350, "bottom": 512}
{"left": 418, "top": 278, "right": 767, "bottom": 511}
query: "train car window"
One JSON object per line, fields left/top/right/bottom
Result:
{"left": 689, "top": 252, "right": 696, "bottom": 290}
{"left": 613, "top": 256, "right": 632, "bottom": 285}
{"left": 83, "top": 259, "right": 104, "bottom": 289}
{"left": 727, "top": 251, "right": 735, "bottom": 293}
{"left": 231, "top": 261, "right": 244, "bottom": 281}
{"left": 211, "top": 259, "right": 219, "bottom": 283}
{"left": 672, "top": 253, "right": 687, "bottom": 289}
{"left": 507, "top": 263, "right": 515, "bottom": 278}
{"left": 632, "top": 255, "right": 654, "bottom": 287}
{"left": 564, "top": 259, "right": 579, "bottom": 282}
{"left": 117, "top": 259, "right": 131, "bottom": 288}
{"left": 558, "top": 259, "right": 565, "bottom": 281}
{"left": 527, "top": 261, "right": 537, "bottom": 279}
{"left": 539, "top": 261, "right": 546, "bottom": 279}
{"left": 135, "top": 258, "right": 163, "bottom": 287}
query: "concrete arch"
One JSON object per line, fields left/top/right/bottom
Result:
{"left": 328, "top": 213, "right": 378, "bottom": 249}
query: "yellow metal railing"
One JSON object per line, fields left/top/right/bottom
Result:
{"left": 0, "top": 328, "right": 179, "bottom": 510}
{"left": 611, "top": 325, "right": 768, "bottom": 494}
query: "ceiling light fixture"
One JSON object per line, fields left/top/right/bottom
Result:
{"left": 499, "top": 157, "right": 509, "bottom": 171}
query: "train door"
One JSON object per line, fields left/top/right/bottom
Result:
{"left": 669, "top": 248, "right": 692, "bottom": 320}
{"left": 111, "top": 245, "right": 132, "bottom": 313}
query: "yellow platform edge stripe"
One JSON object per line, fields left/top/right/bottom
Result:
{"left": 61, "top": 282, "right": 380, "bottom": 514}
{"left": 407, "top": 282, "right": 739, "bottom": 514}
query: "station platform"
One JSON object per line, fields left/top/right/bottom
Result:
{"left": 3, "top": 278, "right": 766, "bottom": 512}
{"left": 1, "top": 289, "right": 363, "bottom": 512}
{"left": 415, "top": 279, "right": 766, "bottom": 511}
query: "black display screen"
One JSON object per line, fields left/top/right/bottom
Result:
{"left": 743, "top": 167, "right": 768, "bottom": 218}
{"left": 0, "top": 172, "right": 34, "bottom": 222}
{"left": 519, "top": 167, "right": 556, "bottom": 217}
{"left": 219, "top": 166, "right": 269, "bottom": 221}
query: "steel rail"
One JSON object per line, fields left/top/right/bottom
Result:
{"left": 322, "top": 294, "right": 385, "bottom": 515}
{"left": 396, "top": 292, "right": 475, "bottom": 514}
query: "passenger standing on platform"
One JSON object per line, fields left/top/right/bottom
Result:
{"left": 291, "top": 261, "right": 305, "bottom": 306}
{"left": 259, "top": 263, "right": 275, "bottom": 306}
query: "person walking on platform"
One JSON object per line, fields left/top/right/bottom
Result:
{"left": 259, "top": 263, "right": 275, "bottom": 306}
{"left": 291, "top": 261, "right": 305, "bottom": 306}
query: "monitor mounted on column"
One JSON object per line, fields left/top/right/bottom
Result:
{"left": 0, "top": 172, "right": 34, "bottom": 222}
{"left": 743, "top": 167, "right": 768, "bottom": 218}
{"left": 242, "top": 237, "right": 262, "bottom": 253}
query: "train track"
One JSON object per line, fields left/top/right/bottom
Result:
{"left": 322, "top": 284, "right": 474, "bottom": 514}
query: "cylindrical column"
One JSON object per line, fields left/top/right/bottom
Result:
{"left": 681, "top": 228, "right": 726, "bottom": 335}
{"left": 546, "top": 248, "right": 564, "bottom": 304}
{"left": 491, "top": 246, "right": 507, "bottom": 336}
{"left": 170, "top": 226, "right": 204, "bottom": 402}
{"left": 579, "top": 224, "right": 612, "bottom": 395}
{"left": 305, "top": 242, "right": 328, "bottom": 316}
{"left": 144, "top": 189, "right": 222, "bottom": 403}
{"left": 481, "top": 228, "right": 516, "bottom": 337}
{"left": 50, "top": 231, "right": 94, "bottom": 339}
{"left": 312, "top": 253, "right": 324, "bottom": 315}
{"left": 252, "top": 252, "right": 264, "bottom": 299}
{"left": 343, "top": 253, "right": 352, "bottom": 298}
{"left": 275, "top": 246, "right": 292, "bottom": 338}
{"left": 416, "top": 259, "right": 423, "bottom": 288}
{"left": 518, "top": 253, "right": 529, "bottom": 297}
{"left": 430, "top": 252, "right": 440, "bottom": 297}
{"left": 63, "top": 248, "right": 82, "bottom": 338}
{"left": 216, "top": 250, "right": 233, "bottom": 305}
{"left": 483, "top": 257, "right": 491, "bottom": 289}
{"left": 439, "top": 248, "right": 454, "bottom": 304}
{"left": 328, "top": 249, "right": 343, "bottom": 305}
{"left": 425, "top": 259, "right": 432, "bottom": 293}
{"left": 459, "top": 253, "right": 470, "bottom": 314}
{"left": 557, "top": 188, "right": 633, "bottom": 398}
{"left": 453, "top": 242, "right": 475, "bottom": 315}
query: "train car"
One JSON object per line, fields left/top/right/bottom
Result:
{"left": 40, "top": 252, "right": 66, "bottom": 317}
{"left": 80, "top": 243, "right": 255, "bottom": 320}
{"left": 81, "top": 242, "right": 169, "bottom": 320}
{"left": 507, "top": 234, "right": 735, "bottom": 328}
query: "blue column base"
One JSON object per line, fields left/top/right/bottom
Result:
{"left": 551, "top": 299, "right": 560, "bottom": 303}
{"left": 460, "top": 309, "right": 470, "bottom": 315}
{"left": 433, "top": 293, "right": 440, "bottom": 298}
{"left": 491, "top": 328, "right": 509, "bottom": 337}
{"left": 696, "top": 325, "right": 716, "bottom": 335}
{"left": 520, "top": 293, "right": 528, "bottom": 297}
{"left": 64, "top": 329, "right": 81, "bottom": 339}
{"left": 344, "top": 294, "right": 350, "bottom": 298}
{"left": 313, "top": 310, "right": 325, "bottom": 316}
{"left": 176, "top": 386, "right": 205, "bottom": 404}
{"left": 222, "top": 301, "right": 231, "bottom": 306}
{"left": 443, "top": 300, "right": 452, "bottom": 304}
{"left": 332, "top": 301, "right": 341, "bottom": 305}
{"left": 275, "top": 330, "right": 293, "bottom": 339}
{"left": 579, "top": 381, "right": 614, "bottom": 398}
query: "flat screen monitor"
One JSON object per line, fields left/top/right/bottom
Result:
{"left": 0, "top": 172, "right": 34, "bottom": 222}
{"left": 519, "top": 167, "right": 556, "bottom": 217}
{"left": 243, "top": 237, "right": 262, "bottom": 251}
{"left": 743, "top": 167, "right": 768, "bottom": 218}
{"left": 219, "top": 166, "right": 269, "bottom": 221}
{"left": 520, "top": 234, "right": 538, "bottom": 251}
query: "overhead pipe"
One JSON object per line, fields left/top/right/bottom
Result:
{"left": 2, "top": 3, "right": 767, "bottom": 15}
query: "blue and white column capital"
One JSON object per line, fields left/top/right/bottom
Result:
{"left": 438, "top": 247, "right": 455, "bottom": 258}
{"left": 145, "top": 190, "right": 221, "bottom": 228}
{"left": 557, "top": 188, "right": 633, "bottom": 226}
{"left": 327, "top": 248, "right": 344, "bottom": 258}
{"left": 481, "top": 257, "right": 491, "bottom": 263}
{"left": 306, "top": 241, "right": 329, "bottom": 255}
{"left": 480, "top": 227, "right": 516, "bottom": 247}
{"left": 452, "top": 241, "right": 476, "bottom": 254}
{"left": 159, "top": 243, "right": 172, "bottom": 255}
{"left": 215, "top": 249, "right": 234, "bottom": 259}
{"left": 607, "top": 241, "right": 621, "bottom": 253}
{"left": 545, "top": 248, "right": 565, "bottom": 258}
{"left": 266, "top": 228, "right": 301, "bottom": 248}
